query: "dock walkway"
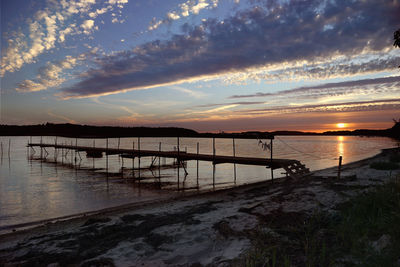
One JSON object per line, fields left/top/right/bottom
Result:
{"left": 28, "top": 142, "right": 310, "bottom": 179}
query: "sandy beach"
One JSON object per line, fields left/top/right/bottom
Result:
{"left": 1, "top": 147, "right": 399, "bottom": 266}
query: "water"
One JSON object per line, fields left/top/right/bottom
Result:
{"left": 0, "top": 135, "right": 397, "bottom": 230}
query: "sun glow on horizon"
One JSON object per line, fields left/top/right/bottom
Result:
{"left": 336, "top": 123, "right": 347, "bottom": 129}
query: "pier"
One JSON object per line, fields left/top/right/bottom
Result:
{"left": 27, "top": 136, "right": 311, "bottom": 185}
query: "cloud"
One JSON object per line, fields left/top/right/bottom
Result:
{"left": 238, "top": 99, "right": 400, "bottom": 115}
{"left": 170, "top": 85, "right": 207, "bottom": 98}
{"left": 220, "top": 52, "right": 400, "bottom": 85}
{"left": 148, "top": 0, "right": 219, "bottom": 30}
{"left": 89, "top": 7, "right": 111, "bottom": 18}
{"left": 59, "top": 0, "right": 400, "bottom": 98}
{"left": 229, "top": 76, "right": 400, "bottom": 99}
{"left": 1, "top": 0, "right": 128, "bottom": 76}
{"left": 81, "top": 19, "right": 95, "bottom": 34}
{"left": 47, "top": 111, "right": 77, "bottom": 124}
{"left": 16, "top": 54, "right": 86, "bottom": 92}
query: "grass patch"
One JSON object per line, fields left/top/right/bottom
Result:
{"left": 370, "top": 161, "right": 399, "bottom": 170}
{"left": 238, "top": 179, "right": 400, "bottom": 266}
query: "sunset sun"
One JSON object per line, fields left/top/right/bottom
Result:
{"left": 336, "top": 123, "right": 346, "bottom": 129}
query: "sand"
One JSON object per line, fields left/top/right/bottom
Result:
{"left": 0, "top": 148, "right": 399, "bottom": 266}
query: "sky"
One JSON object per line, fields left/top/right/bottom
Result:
{"left": 0, "top": 0, "right": 399, "bottom": 132}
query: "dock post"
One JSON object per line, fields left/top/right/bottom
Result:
{"left": 196, "top": 142, "right": 199, "bottom": 187}
{"left": 54, "top": 137, "right": 57, "bottom": 163}
{"left": 177, "top": 137, "right": 180, "bottom": 190}
{"left": 93, "top": 140, "right": 95, "bottom": 169}
{"left": 40, "top": 136, "right": 43, "bottom": 159}
{"left": 233, "top": 138, "right": 236, "bottom": 184}
{"left": 106, "top": 138, "right": 109, "bottom": 177}
{"left": 61, "top": 143, "right": 64, "bottom": 164}
{"left": 138, "top": 137, "right": 141, "bottom": 182}
{"left": 213, "top": 137, "right": 216, "bottom": 189}
{"left": 213, "top": 164, "right": 216, "bottom": 189}
{"left": 121, "top": 155, "right": 124, "bottom": 178}
{"left": 117, "top": 137, "right": 121, "bottom": 163}
{"left": 70, "top": 141, "right": 73, "bottom": 164}
{"left": 8, "top": 139, "right": 11, "bottom": 158}
{"left": 55, "top": 137, "right": 58, "bottom": 162}
{"left": 212, "top": 137, "right": 215, "bottom": 160}
{"left": 0, "top": 142, "right": 3, "bottom": 160}
{"left": 29, "top": 136, "right": 32, "bottom": 157}
{"left": 270, "top": 137, "right": 274, "bottom": 181}
{"left": 158, "top": 142, "right": 161, "bottom": 180}
{"left": 132, "top": 141, "right": 135, "bottom": 179}
{"left": 177, "top": 137, "right": 180, "bottom": 156}
{"left": 75, "top": 138, "right": 78, "bottom": 164}
{"left": 337, "top": 156, "right": 342, "bottom": 179}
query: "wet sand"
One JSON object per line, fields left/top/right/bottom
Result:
{"left": 1, "top": 148, "right": 399, "bottom": 266}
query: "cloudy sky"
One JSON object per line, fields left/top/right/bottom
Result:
{"left": 1, "top": 0, "right": 399, "bottom": 132}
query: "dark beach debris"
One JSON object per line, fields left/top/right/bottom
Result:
{"left": 1, "top": 201, "right": 219, "bottom": 266}
{"left": 80, "top": 257, "right": 116, "bottom": 267}
{"left": 81, "top": 217, "right": 112, "bottom": 227}
{"left": 120, "top": 213, "right": 150, "bottom": 223}
{"left": 145, "top": 232, "right": 173, "bottom": 249}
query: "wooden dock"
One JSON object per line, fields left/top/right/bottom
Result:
{"left": 27, "top": 142, "right": 310, "bottom": 179}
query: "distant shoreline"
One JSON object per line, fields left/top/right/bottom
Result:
{"left": 1, "top": 122, "right": 399, "bottom": 139}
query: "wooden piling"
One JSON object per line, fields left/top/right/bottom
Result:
{"left": 106, "top": 138, "right": 109, "bottom": 176}
{"left": 30, "top": 136, "right": 33, "bottom": 157}
{"left": 121, "top": 155, "right": 124, "bottom": 178}
{"left": 158, "top": 142, "right": 161, "bottom": 179}
{"left": 54, "top": 138, "right": 57, "bottom": 163}
{"left": 270, "top": 137, "right": 274, "bottom": 181}
{"left": 40, "top": 136, "right": 43, "bottom": 159}
{"left": 196, "top": 142, "right": 199, "bottom": 187}
{"left": 132, "top": 141, "right": 135, "bottom": 179}
{"left": 213, "top": 164, "right": 215, "bottom": 189}
{"left": 93, "top": 140, "right": 95, "bottom": 169}
{"left": 212, "top": 137, "right": 215, "bottom": 160}
{"left": 337, "top": 156, "right": 342, "bottom": 179}
{"left": 177, "top": 137, "right": 180, "bottom": 190}
{"left": 75, "top": 138, "right": 78, "bottom": 164}
{"left": 8, "top": 139, "right": 11, "bottom": 158}
{"left": 213, "top": 137, "right": 216, "bottom": 188}
{"left": 138, "top": 137, "right": 141, "bottom": 181}
{"left": 61, "top": 143, "right": 64, "bottom": 164}
{"left": 233, "top": 138, "right": 236, "bottom": 183}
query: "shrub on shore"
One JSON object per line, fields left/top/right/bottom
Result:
{"left": 238, "top": 178, "right": 400, "bottom": 266}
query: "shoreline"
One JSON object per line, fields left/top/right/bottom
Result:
{"left": 1, "top": 147, "right": 399, "bottom": 266}
{"left": 0, "top": 148, "right": 374, "bottom": 236}
{"left": 1, "top": 146, "right": 395, "bottom": 236}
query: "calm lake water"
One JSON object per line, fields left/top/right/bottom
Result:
{"left": 0, "top": 135, "right": 397, "bottom": 231}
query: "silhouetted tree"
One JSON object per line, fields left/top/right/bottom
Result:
{"left": 394, "top": 29, "right": 400, "bottom": 47}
